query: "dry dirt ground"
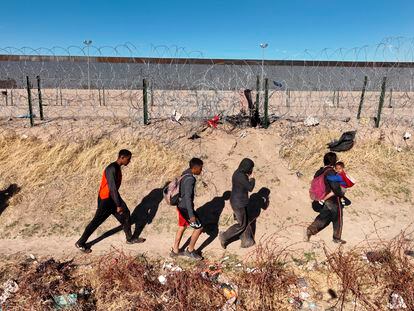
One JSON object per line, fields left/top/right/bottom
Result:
{"left": 0, "top": 117, "right": 413, "bottom": 264}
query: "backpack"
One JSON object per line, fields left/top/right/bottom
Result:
{"left": 327, "top": 131, "right": 356, "bottom": 152}
{"left": 163, "top": 174, "right": 193, "bottom": 206}
{"left": 309, "top": 168, "right": 332, "bottom": 201}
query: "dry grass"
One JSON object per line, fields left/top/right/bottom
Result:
{"left": 324, "top": 231, "right": 414, "bottom": 310}
{"left": 279, "top": 126, "right": 414, "bottom": 202}
{"left": 0, "top": 133, "right": 186, "bottom": 238}
{"left": 2, "top": 234, "right": 412, "bottom": 310}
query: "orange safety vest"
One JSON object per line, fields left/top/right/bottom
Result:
{"left": 98, "top": 165, "right": 122, "bottom": 200}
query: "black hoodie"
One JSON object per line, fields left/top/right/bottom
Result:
{"left": 230, "top": 158, "right": 256, "bottom": 207}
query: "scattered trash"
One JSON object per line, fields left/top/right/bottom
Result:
{"left": 221, "top": 256, "right": 230, "bottom": 262}
{"left": 273, "top": 81, "right": 283, "bottom": 88}
{"left": 53, "top": 293, "right": 77, "bottom": 310}
{"left": 315, "top": 291, "right": 323, "bottom": 300}
{"left": 245, "top": 267, "right": 258, "bottom": 274}
{"left": 221, "top": 283, "right": 238, "bottom": 300}
{"left": 188, "top": 133, "right": 201, "bottom": 140}
{"left": 404, "top": 250, "right": 414, "bottom": 257}
{"left": 388, "top": 292, "right": 407, "bottom": 309}
{"left": 158, "top": 275, "right": 167, "bottom": 285}
{"left": 403, "top": 132, "right": 411, "bottom": 141}
{"left": 201, "top": 269, "right": 221, "bottom": 282}
{"left": 0, "top": 280, "right": 19, "bottom": 304}
{"left": 309, "top": 301, "right": 318, "bottom": 310}
{"left": 162, "top": 262, "right": 183, "bottom": 273}
{"left": 365, "top": 250, "right": 392, "bottom": 264}
{"left": 327, "top": 131, "right": 356, "bottom": 152}
{"left": 304, "top": 116, "right": 319, "bottom": 127}
{"left": 21, "top": 134, "right": 28, "bottom": 139}
{"left": 396, "top": 147, "right": 403, "bottom": 152}
{"left": 207, "top": 115, "right": 220, "bottom": 128}
{"left": 328, "top": 288, "right": 338, "bottom": 299}
{"left": 299, "top": 291, "right": 310, "bottom": 300}
{"left": 239, "top": 131, "right": 247, "bottom": 138}
{"left": 296, "top": 277, "right": 308, "bottom": 289}
{"left": 17, "top": 114, "right": 36, "bottom": 119}
{"left": 288, "top": 297, "right": 303, "bottom": 308}
{"left": 29, "top": 253, "right": 38, "bottom": 263}
{"left": 296, "top": 171, "right": 303, "bottom": 178}
{"left": 171, "top": 110, "right": 182, "bottom": 124}
{"left": 220, "top": 296, "right": 237, "bottom": 311}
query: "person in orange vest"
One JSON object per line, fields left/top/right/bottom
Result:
{"left": 76, "top": 149, "right": 145, "bottom": 253}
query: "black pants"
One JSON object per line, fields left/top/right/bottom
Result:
{"left": 307, "top": 198, "right": 343, "bottom": 240}
{"left": 77, "top": 198, "right": 132, "bottom": 245}
{"left": 221, "top": 202, "right": 254, "bottom": 247}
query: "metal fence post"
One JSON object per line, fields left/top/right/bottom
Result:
{"left": 255, "top": 75, "right": 260, "bottom": 123}
{"left": 357, "top": 76, "right": 368, "bottom": 120}
{"left": 263, "top": 78, "right": 269, "bottom": 128}
{"left": 286, "top": 89, "right": 290, "bottom": 107}
{"left": 98, "top": 88, "right": 102, "bottom": 106}
{"left": 375, "top": 77, "right": 387, "bottom": 128}
{"left": 388, "top": 88, "right": 393, "bottom": 108}
{"left": 36, "top": 76, "right": 44, "bottom": 120}
{"left": 336, "top": 90, "right": 340, "bottom": 108}
{"left": 10, "top": 89, "right": 13, "bottom": 106}
{"left": 143, "top": 78, "right": 149, "bottom": 125}
{"left": 26, "top": 76, "right": 34, "bottom": 127}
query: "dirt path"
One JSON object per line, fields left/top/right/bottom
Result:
{"left": 0, "top": 126, "right": 413, "bottom": 261}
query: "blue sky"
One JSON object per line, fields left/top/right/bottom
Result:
{"left": 1, "top": 0, "right": 413, "bottom": 60}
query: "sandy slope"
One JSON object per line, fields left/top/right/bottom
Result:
{"left": 0, "top": 122, "right": 412, "bottom": 262}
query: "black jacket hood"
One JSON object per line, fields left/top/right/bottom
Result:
{"left": 238, "top": 158, "right": 254, "bottom": 175}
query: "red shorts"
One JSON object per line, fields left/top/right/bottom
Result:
{"left": 177, "top": 208, "right": 189, "bottom": 227}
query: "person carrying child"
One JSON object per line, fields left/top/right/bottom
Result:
{"left": 307, "top": 152, "right": 347, "bottom": 244}
{"left": 319, "top": 161, "right": 355, "bottom": 206}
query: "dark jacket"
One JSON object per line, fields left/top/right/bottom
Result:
{"left": 99, "top": 162, "right": 123, "bottom": 207}
{"left": 230, "top": 158, "right": 256, "bottom": 207}
{"left": 178, "top": 169, "right": 196, "bottom": 218}
{"left": 314, "top": 166, "right": 343, "bottom": 201}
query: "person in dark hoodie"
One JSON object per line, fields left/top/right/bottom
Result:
{"left": 75, "top": 149, "right": 145, "bottom": 253}
{"left": 170, "top": 158, "right": 204, "bottom": 260}
{"left": 219, "top": 158, "right": 256, "bottom": 249}
{"left": 306, "top": 152, "right": 346, "bottom": 244}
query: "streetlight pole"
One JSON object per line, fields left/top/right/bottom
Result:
{"left": 259, "top": 43, "right": 268, "bottom": 107}
{"left": 83, "top": 40, "right": 92, "bottom": 91}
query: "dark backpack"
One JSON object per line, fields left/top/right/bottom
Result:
{"left": 327, "top": 131, "right": 356, "bottom": 152}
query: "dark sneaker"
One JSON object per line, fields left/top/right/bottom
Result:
{"left": 75, "top": 242, "right": 92, "bottom": 254}
{"left": 169, "top": 248, "right": 183, "bottom": 258}
{"left": 219, "top": 232, "right": 227, "bottom": 249}
{"left": 184, "top": 248, "right": 203, "bottom": 261}
{"left": 333, "top": 238, "right": 347, "bottom": 244}
{"left": 127, "top": 237, "right": 146, "bottom": 244}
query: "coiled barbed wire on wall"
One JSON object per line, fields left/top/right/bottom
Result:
{"left": 0, "top": 37, "right": 413, "bottom": 131}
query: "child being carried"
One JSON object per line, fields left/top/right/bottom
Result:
{"left": 320, "top": 161, "right": 355, "bottom": 206}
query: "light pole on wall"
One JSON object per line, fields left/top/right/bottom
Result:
{"left": 83, "top": 40, "right": 92, "bottom": 91}
{"left": 259, "top": 43, "right": 268, "bottom": 105}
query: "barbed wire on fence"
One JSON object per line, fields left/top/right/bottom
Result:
{"left": 0, "top": 37, "right": 413, "bottom": 138}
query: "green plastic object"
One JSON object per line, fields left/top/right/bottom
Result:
{"left": 53, "top": 293, "right": 78, "bottom": 309}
